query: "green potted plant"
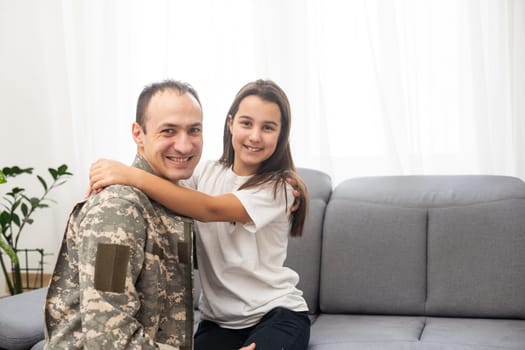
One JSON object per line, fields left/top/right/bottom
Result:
{"left": 0, "top": 165, "right": 72, "bottom": 295}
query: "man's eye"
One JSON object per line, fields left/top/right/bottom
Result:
{"left": 189, "top": 127, "right": 202, "bottom": 135}
{"left": 162, "top": 129, "right": 175, "bottom": 134}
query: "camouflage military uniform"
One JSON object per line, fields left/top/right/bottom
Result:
{"left": 44, "top": 155, "right": 194, "bottom": 350}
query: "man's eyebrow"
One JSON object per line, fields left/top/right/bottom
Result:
{"left": 158, "top": 122, "right": 179, "bottom": 128}
{"left": 158, "top": 122, "right": 202, "bottom": 128}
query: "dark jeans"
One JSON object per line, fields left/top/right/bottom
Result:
{"left": 194, "top": 307, "right": 311, "bottom": 350}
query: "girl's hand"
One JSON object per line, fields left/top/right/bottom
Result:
{"left": 89, "top": 159, "right": 136, "bottom": 192}
{"left": 285, "top": 173, "right": 307, "bottom": 213}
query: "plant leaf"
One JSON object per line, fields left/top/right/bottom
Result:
{"left": 37, "top": 175, "right": 48, "bottom": 191}
{"left": 0, "top": 211, "right": 10, "bottom": 227}
{"left": 49, "top": 168, "right": 58, "bottom": 180}
{"left": 12, "top": 214, "right": 20, "bottom": 227}
{"left": 0, "top": 169, "right": 6, "bottom": 184}
{"left": 3, "top": 166, "right": 33, "bottom": 177}
{"left": 21, "top": 203, "right": 28, "bottom": 216}
{"left": 9, "top": 187, "right": 25, "bottom": 196}
{"left": 29, "top": 197, "right": 40, "bottom": 208}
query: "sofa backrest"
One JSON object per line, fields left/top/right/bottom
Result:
{"left": 284, "top": 168, "right": 332, "bottom": 315}
{"left": 319, "top": 175, "right": 525, "bottom": 319}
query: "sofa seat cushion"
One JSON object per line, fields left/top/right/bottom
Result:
{"left": 309, "top": 314, "right": 425, "bottom": 349}
{"left": 420, "top": 317, "right": 525, "bottom": 349}
{"left": 0, "top": 288, "right": 47, "bottom": 350}
{"left": 309, "top": 315, "right": 525, "bottom": 349}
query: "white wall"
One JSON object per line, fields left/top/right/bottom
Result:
{"left": 0, "top": 2, "right": 83, "bottom": 294}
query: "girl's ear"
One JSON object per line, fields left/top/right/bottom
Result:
{"left": 227, "top": 115, "right": 234, "bottom": 133}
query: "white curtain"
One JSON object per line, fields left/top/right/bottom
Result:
{"left": 54, "top": 0, "right": 525, "bottom": 185}
{"left": 1, "top": 0, "right": 524, "bottom": 285}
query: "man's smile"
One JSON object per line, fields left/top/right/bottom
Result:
{"left": 166, "top": 155, "right": 192, "bottom": 163}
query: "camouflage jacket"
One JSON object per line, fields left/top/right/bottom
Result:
{"left": 44, "top": 155, "right": 194, "bottom": 350}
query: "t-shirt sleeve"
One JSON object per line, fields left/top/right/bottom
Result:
{"left": 232, "top": 181, "right": 293, "bottom": 233}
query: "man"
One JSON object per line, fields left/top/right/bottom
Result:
{"left": 45, "top": 80, "right": 257, "bottom": 349}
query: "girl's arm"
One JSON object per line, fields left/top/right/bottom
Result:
{"left": 89, "top": 159, "right": 250, "bottom": 223}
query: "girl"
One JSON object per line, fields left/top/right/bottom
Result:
{"left": 90, "top": 79, "right": 310, "bottom": 350}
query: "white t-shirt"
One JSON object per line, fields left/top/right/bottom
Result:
{"left": 182, "top": 160, "right": 308, "bottom": 329}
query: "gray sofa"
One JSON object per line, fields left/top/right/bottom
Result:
{"left": 289, "top": 170, "right": 525, "bottom": 349}
{"left": 2, "top": 169, "right": 525, "bottom": 349}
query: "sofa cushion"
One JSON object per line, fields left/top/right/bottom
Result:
{"left": 309, "top": 315, "right": 525, "bottom": 349}
{"left": 331, "top": 175, "right": 525, "bottom": 208}
{"left": 420, "top": 317, "right": 525, "bottom": 349}
{"left": 427, "top": 199, "right": 525, "bottom": 319}
{"left": 320, "top": 201, "right": 427, "bottom": 315}
{"left": 309, "top": 314, "right": 425, "bottom": 349}
{"left": 0, "top": 288, "right": 47, "bottom": 350}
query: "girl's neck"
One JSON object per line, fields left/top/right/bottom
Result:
{"left": 231, "top": 163, "right": 258, "bottom": 176}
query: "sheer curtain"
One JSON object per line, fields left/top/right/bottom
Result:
{"left": 60, "top": 0, "right": 525, "bottom": 185}
{"left": 1, "top": 0, "right": 524, "bottom": 288}
{"left": 251, "top": 0, "right": 525, "bottom": 184}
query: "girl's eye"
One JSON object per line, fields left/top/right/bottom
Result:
{"left": 262, "top": 123, "right": 279, "bottom": 132}
{"left": 240, "top": 121, "right": 251, "bottom": 127}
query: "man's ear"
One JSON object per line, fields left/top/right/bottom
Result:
{"left": 132, "top": 122, "right": 144, "bottom": 147}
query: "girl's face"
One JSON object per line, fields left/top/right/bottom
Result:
{"left": 228, "top": 95, "right": 282, "bottom": 176}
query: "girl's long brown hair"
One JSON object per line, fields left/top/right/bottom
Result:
{"left": 219, "top": 79, "right": 308, "bottom": 237}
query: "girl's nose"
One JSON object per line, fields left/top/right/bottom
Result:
{"left": 249, "top": 129, "right": 262, "bottom": 142}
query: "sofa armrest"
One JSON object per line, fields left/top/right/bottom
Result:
{"left": 0, "top": 288, "right": 47, "bottom": 350}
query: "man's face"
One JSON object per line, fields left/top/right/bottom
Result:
{"left": 133, "top": 89, "right": 203, "bottom": 182}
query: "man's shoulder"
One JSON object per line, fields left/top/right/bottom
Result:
{"left": 85, "top": 184, "right": 151, "bottom": 211}
{"left": 84, "top": 185, "right": 191, "bottom": 223}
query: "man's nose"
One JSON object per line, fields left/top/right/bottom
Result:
{"left": 173, "top": 133, "right": 193, "bottom": 154}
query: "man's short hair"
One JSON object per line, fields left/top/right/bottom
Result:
{"left": 136, "top": 79, "right": 201, "bottom": 132}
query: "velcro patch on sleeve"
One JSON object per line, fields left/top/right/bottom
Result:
{"left": 94, "top": 243, "right": 130, "bottom": 293}
{"left": 177, "top": 241, "right": 189, "bottom": 265}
